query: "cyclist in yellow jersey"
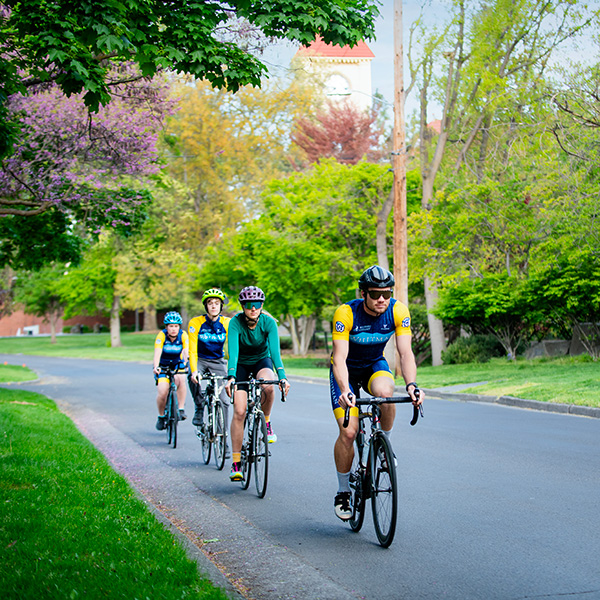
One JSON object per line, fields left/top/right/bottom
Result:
{"left": 330, "top": 266, "right": 423, "bottom": 520}
{"left": 153, "top": 311, "right": 189, "bottom": 431}
{"left": 188, "top": 289, "right": 231, "bottom": 454}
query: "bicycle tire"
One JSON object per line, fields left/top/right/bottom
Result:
{"left": 166, "top": 388, "right": 175, "bottom": 446}
{"left": 172, "top": 388, "right": 179, "bottom": 449}
{"left": 253, "top": 412, "right": 269, "bottom": 498}
{"left": 213, "top": 401, "right": 226, "bottom": 471}
{"left": 241, "top": 415, "right": 252, "bottom": 490}
{"left": 349, "top": 434, "right": 366, "bottom": 532}
{"left": 199, "top": 402, "right": 211, "bottom": 464}
{"left": 370, "top": 433, "right": 398, "bottom": 547}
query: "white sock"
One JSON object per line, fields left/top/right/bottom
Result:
{"left": 336, "top": 471, "right": 351, "bottom": 493}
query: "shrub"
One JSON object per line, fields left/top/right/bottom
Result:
{"left": 442, "top": 334, "right": 504, "bottom": 364}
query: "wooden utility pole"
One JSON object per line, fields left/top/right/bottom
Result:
{"left": 392, "top": 0, "right": 407, "bottom": 306}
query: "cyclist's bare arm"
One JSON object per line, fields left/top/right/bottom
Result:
{"left": 331, "top": 338, "right": 355, "bottom": 409}
{"left": 395, "top": 334, "right": 423, "bottom": 406}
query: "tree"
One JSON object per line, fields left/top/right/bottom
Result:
{"left": 200, "top": 159, "right": 404, "bottom": 354}
{"left": 292, "top": 100, "right": 384, "bottom": 165}
{"left": 54, "top": 236, "right": 122, "bottom": 347}
{"left": 408, "top": 0, "right": 592, "bottom": 365}
{"left": 434, "top": 274, "right": 539, "bottom": 360}
{"left": 1, "top": 69, "right": 172, "bottom": 220}
{"left": 12, "top": 264, "right": 66, "bottom": 342}
{"left": 1, "top": 0, "right": 380, "bottom": 158}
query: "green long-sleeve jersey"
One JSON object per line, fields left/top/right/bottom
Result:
{"left": 227, "top": 312, "right": 287, "bottom": 380}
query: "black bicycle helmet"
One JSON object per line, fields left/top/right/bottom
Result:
{"left": 358, "top": 265, "right": 395, "bottom": 290}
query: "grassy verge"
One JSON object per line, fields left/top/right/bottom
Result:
{"left": 0, "top": 387, "right": 230, "bottom": 600}
{"left": 0, "top": 363, "right": 37, "bottom": 383}
{"left": 0, "top": 333, "right": 154, "bottom": 362}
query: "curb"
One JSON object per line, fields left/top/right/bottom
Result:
{"left": 287, "top": 375, "right": 600, "bottom": 420}
{"left": 421, "top": 388, "right": 600, "bottom": 419}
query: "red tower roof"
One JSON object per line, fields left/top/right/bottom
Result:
{"left": 295, "top": 37, "right": 375, "bottom": 59}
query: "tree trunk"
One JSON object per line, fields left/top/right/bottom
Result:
{"left": 110, "top": 295, "right": 122, "bottom": 348}
{"left": 286, "top": 314, "right": 317, "bottom": 356}
{"left": 49, "top": 310, "right": 60, "bottom": 344}
{"left": 142, "top": 306, "right": 157, "bottom": 332}
{"left": 424, "top": 275, "right": 446, "bottom": 366}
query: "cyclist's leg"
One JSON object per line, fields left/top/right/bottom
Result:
{"left": 367, "top": 359, "right": 396, "bottom": 431}
{"left": 175, "top": 373, "right": 187, "bottom": 410}
{"left": 156, "top": 376, "right": 169, "bottom": 414}
{"left": 155, "top": 375, "right": 169, "bottom": 430}
{"left": 331, "top": 367, "right": 360, "bottom": 520}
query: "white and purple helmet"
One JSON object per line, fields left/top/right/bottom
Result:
{"left": 238, "top": 286, "right": 265, "bottom": 303}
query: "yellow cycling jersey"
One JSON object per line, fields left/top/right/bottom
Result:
{"left": 332, "top": 298, "right": 411, "bottom": 369}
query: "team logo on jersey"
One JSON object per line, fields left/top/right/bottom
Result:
{"left": 189, "top": 326, "right": 195, "bottom": 333}
{"left": 335, "top": 321, "right": 345, "bottom": 333}
{"left": 402, "top": 317, "right": 410, "bottom": 328}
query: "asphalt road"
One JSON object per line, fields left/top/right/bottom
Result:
{"left": 4, "top": 354, "right": 600, "bottom": 600}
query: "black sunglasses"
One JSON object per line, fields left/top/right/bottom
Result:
{"left": 367, "top": 290, "right": 392, "bottom": 300}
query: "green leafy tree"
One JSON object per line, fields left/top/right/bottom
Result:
{"left": 201, "top": 159, "right": 405, "bottom": 354}
{"left": 54, "top": 236, "right": 122, "bottom": 347}
{"left": 526, "top": 250, "right": 600, "bottom": 360}
{"left": 407, "top": 0, "right": 593, "bottom": 364}
{"left": 434, "top": 273, "right": 540, "bottom": 360}
{"left": 12, "top": 264, "right": 67, "bottom": 342}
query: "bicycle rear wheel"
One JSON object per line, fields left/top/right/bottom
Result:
{"left": 349, "top": 435, "right": 366, "bottom": 532}
{"left": 213, "top": 401, "right": 226, "bottom": 471}
{"left": 241, "top": 415, "right": 252, "bottom": 490}
{"left": 370, "top": 433, "right": 398, "bottom": 547}
{"left": 253, "top": 412, "right": 269, "bottom": 498}
{"left": 199, "top": 403, "right": 211, "bottom": 464}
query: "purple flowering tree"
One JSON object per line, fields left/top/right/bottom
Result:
{"left": 1, "top": 67, "right": 175, "bottom": 231}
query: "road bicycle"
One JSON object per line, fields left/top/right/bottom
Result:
{"left": 160, "top": 365, "right": 185, "bottom": 449}
{"left": 234, "top": 378, "right": 286, "bottom": 498}
{"left": 195, "top": 370, "right": 228, "bottom": 470}
{"left": 343, "top": 393, "right": 423, "bottom": 547}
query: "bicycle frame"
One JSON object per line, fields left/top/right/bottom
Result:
{"left": 160, "top": 365, "right": 182, "bottom": 449}
{"left": 196, "top": 371, "right": 228, "bottom": 470}
{"left": 344, "top": 394, "right": 422, "bottom": 547}
{"left": 233, "top": 378, "right": 286, "bottom": 498}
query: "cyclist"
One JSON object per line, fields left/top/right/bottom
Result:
{"left": 224, "top": 286, "right": 290, "bottom": 482}
{"left": 330, "top": 265, "right": 423, "bottom": 521}
{"left": 188, "top": 288, "right": 231, "bottom": 454}
{"left": 153, "top": 311, "right": 190, "bottom": 431}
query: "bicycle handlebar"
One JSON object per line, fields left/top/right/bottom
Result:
{"left": 233, "top": 378, "right": 287, "bottom": 402}
{"left": 342, "top": 393, "right": 423, "bottom": 429}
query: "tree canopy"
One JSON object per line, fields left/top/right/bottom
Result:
{"left": 0, "top": 0, "right": 380, "bottom": 157}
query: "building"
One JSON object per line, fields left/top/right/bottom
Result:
{"left": 293, "top": 37, "right": 375, "bottom": 111}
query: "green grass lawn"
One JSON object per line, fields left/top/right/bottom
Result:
{"left": 0, "top": 387, "right": 230, "bottom": 600}
{"left": 0, "top": 363, "right": 37, "bottom": 383}
{"left": 1, "top": 333, "right": 598, "bottom": 406}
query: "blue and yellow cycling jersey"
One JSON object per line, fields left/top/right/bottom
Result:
{"left": 154, "top": 328, "right": 189, "bottom": 368}
{"left": 188, "top": 314, "right": 230, "bottom": 372}
{"left": 332, "top": 298, "right": 411, "bottom": 370}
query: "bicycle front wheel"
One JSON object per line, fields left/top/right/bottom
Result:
{"left": 241, "top": 415, "right": 252, "bottom": 490}
{"left": 253, "top": 412, "right": 269, "bottom": 498}
{"left": 166, "top": 388, "right": 178, "bottom": 447}
{"left": 199, "top": 402, "right": 211, "bottom": 464}
{"left": 349, "top": 436, "right": 366, "bottom": 532}
{"left": 213, "top": 401, "right": 227, "bottom": 471}
{"left": 370, "top": 433, "right": 398, "bottom": 547}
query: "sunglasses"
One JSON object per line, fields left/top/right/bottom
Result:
{"left": 367, "top": 290, "right": 393, "bottom": 300}
{"left": 243, "top": 301, "right": 263, "bottom": 310}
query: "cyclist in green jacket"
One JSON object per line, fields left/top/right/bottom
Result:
{"left": 225, "top": 286, "right": 290, "bottom": 481}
